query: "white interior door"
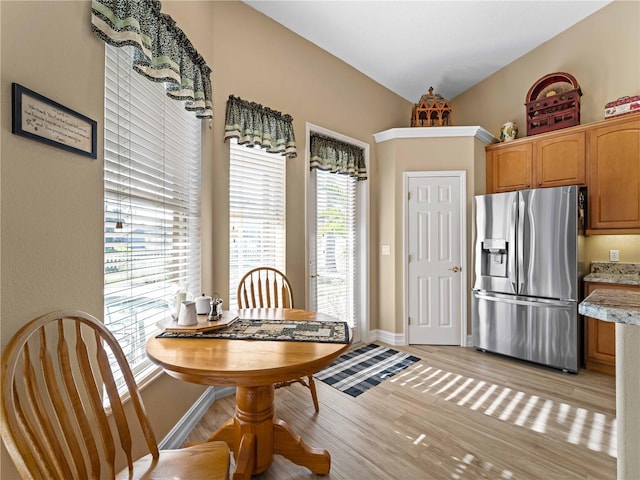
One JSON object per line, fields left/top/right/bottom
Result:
{"left": 406, "top": 172, "right": 466, "bottom": 345}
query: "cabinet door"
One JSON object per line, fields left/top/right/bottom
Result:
{"left": 588, "top": 116, "right": 640, "bottom": 230}
{"left": 534, "top": 132, "right": 586, "bottom": 188}
{"left": 584, "top": 282, "right": 640, "bottom": 375}
{"left": 486, "top": 143, "right": 532, "bottom": 193}
{"left": 584, "top": 282, "right": 615, "bottom": 375}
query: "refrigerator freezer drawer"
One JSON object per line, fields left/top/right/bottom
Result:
{"left": 472, "top": 292, "right": 579, "bottom": 372}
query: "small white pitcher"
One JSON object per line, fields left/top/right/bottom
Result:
{"left": 177, "top": 301, "right": 198, "bottom": 326}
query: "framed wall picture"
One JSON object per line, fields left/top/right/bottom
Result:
{"left": 11, "top": 83, "right": 97, "bottom": 159}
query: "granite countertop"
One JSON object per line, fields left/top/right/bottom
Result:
{"left": 584, "top": 273, "right": 640, "bottom": 285}
{"left": 583, "top": 262, "right": 640, "bottom": 286}
{"left": 579, "top": 289, "right": 640, "bottom": 325}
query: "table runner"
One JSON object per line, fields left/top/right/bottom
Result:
{"left": 156, "top": 318, "right": 350, "bottom": 344}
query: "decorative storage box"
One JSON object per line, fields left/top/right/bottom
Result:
{"left": 605, "top": 96, "right": 640, "bottom": 119}
{"left": 525, "top": 72, "right": 582, "bottom": 136}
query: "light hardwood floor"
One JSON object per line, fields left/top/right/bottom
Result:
{"left": 184, "top": 344, "right": 616, "bottom": 479}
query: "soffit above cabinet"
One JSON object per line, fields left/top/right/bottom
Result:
{"left": 373, "top": 126, "right": 496, "bottom": 145}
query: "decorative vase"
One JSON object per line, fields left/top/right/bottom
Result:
{"left": 500, "top": 121, "right": 518, "bottom": 142}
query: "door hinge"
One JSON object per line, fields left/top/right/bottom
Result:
{"left": 408, "top": 191, "right": 411, "bottom": 201}
{"left": 408, "top": 317, "right": 412, "bottom": 325}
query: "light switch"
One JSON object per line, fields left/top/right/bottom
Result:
{"left": 610, "top": 249, "right": 620, "bottom": 262}
{"left": 381, "top": 245, "right": 391, "bottom": 256}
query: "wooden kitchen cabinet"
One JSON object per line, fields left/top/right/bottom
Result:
{"left": 486, "top": 130, "right": 586, "bottom": 193}
{"left": 588, "top": 114, "right": 640, "bottom": 233}
{"left": 486, "top": 143, "right": 532, "bottom": 192}
{"left": 486, "top": 112, "right": 640, "bottom": 234}
{"left": 534, "top": 131, "right": 586, "bottom": 188}
{"left": 584, "top": 282, "right": 640, "bottom": 375}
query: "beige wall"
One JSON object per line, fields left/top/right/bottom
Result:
{"left": 1, "top": 2, "right": 106, "bottom": 475}
{"left": 0, "top": 1, "right": 409, "bottom": 477}
{"left": 374, "top": 134, "right": 487, "bottom": 336}
{"left": 0, "top": 2, "right": 214, "bottom": 477}
{"left": 204, "top": 1, "right": 410, "bottom": 327}
{"left": 1, "top": 0, "right": 638, "bottom": 477}
{"left": 453, "top": 1, "right": 640, "bottom": 138}
{"left": 586, "top": 235, "right": 640, "bottom": 264}
{"left": 452, "top": 0, "right": 640, "bottom": 268}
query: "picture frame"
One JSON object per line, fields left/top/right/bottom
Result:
{"left": 11, "top": 83, "right": 97, "bottom": 159}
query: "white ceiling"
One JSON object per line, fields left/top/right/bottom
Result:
{"left": 244, "top": 0, "right": 613, "bottom": 102}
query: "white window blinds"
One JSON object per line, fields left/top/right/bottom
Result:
{"left": 312, "top": 169, "right": 357, "bottom": 325}
{"left": 229, "top": 139, "right": 286, "bottom": 307}
{"left": 104, "top": 44, "right": 201, "bottom": 388}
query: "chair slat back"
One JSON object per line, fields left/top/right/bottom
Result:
{"left": 1, "top": 310, "right": 158, "bottom": 480}
{"left": 237, "top": 267, "right": 294, "bottom": 309}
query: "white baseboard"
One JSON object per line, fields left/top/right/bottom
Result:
{"left": 159, "top": 386, "right": 235, "bottom": 449}
{"left": 368, "top": 329, "right": 406, "bottom": 346}
{"left": 367, "top": 330, "right": 474, "bottom": 348}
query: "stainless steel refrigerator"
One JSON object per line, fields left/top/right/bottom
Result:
{"left": 472, "top": 185, "right": 586, "bottom": 372}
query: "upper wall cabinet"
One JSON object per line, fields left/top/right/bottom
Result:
{"left": 534, "top": 132, "right": 586, "bottom": 188}
{"left": 486, "top": 143, "right": 532, "bottom": 192}
{"left": 486, "top": 129, "right": 586, "bottom": 193}
{"left": 486, "top": 112, "right": 640, "bottom": 234}
{"left": 588, "top": 114, "right": 640, "bottom": 233}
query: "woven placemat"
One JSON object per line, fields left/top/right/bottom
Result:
{"left": 156, "top": 318, "right": 350, "bottom": 344}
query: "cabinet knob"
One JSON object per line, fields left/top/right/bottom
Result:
{"left": 538, "top": 182, "right": 542, "bottom": 186}
{"left": 526, "top": 184, "right": 530, "bottom": 187}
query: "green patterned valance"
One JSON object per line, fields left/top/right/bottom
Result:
{"left": 91, "top": 0, "right": 213, "bottom": 119}
{"left": 310, "top": 134, "right": 367, "bottom": 181}
{"left": 224, "top": 96, "right": 297, "bottom": 158}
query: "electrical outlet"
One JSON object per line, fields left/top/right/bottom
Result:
{"left": 610, "top": 249, "right": 620, "bottom": 262}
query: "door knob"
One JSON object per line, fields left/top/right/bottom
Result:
{"left": 449, "top": 266, "right": 461, "bottom": 273}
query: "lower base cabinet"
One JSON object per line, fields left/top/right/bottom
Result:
{"left": 584, "top": 282, "right": 640, "bottom": 375}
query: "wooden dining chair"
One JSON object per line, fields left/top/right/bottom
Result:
{"left": 237, "top": 267, "right": 320, "bottom": 412}
{"left": 237, "top": 266, "right": 295, "bottom": 309}
{"left": 0, "top": 310, "right": 232, "bottom": 480}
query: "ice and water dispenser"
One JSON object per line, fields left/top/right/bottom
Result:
{"left": 480, "top": 238, "right": 508, "bottom": 278}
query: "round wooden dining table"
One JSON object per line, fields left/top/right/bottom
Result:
{"left": 146, "top": 308, "right": 352, "bottom": 479}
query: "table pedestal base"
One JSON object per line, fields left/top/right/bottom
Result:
{"left": 207, "top": 385, "right": 330, "bottom": 479}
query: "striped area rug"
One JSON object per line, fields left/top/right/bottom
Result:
{"left": 316, "top": 343, "right": 420, "bottom": 397}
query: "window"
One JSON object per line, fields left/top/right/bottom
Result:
{"left": 229, "top": 139, "right": 286, "bottom": 306}
{"left": 311, "top": 169, "right": 358, "bottom": 325}
{"left": 307, "top": 126, "right": 369, "bottom": 344}
{"left": 104, "top": 44, "right": 201, "bottom": 390}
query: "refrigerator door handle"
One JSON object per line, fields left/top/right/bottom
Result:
{"left": 508, "top": 197, "right": 518, "bottom": 291}
{"left": 517, "top": 195, "right": 525, "bottom": 292}
{"left": 474, "top": 291, "right": 575, "bottom": 308}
